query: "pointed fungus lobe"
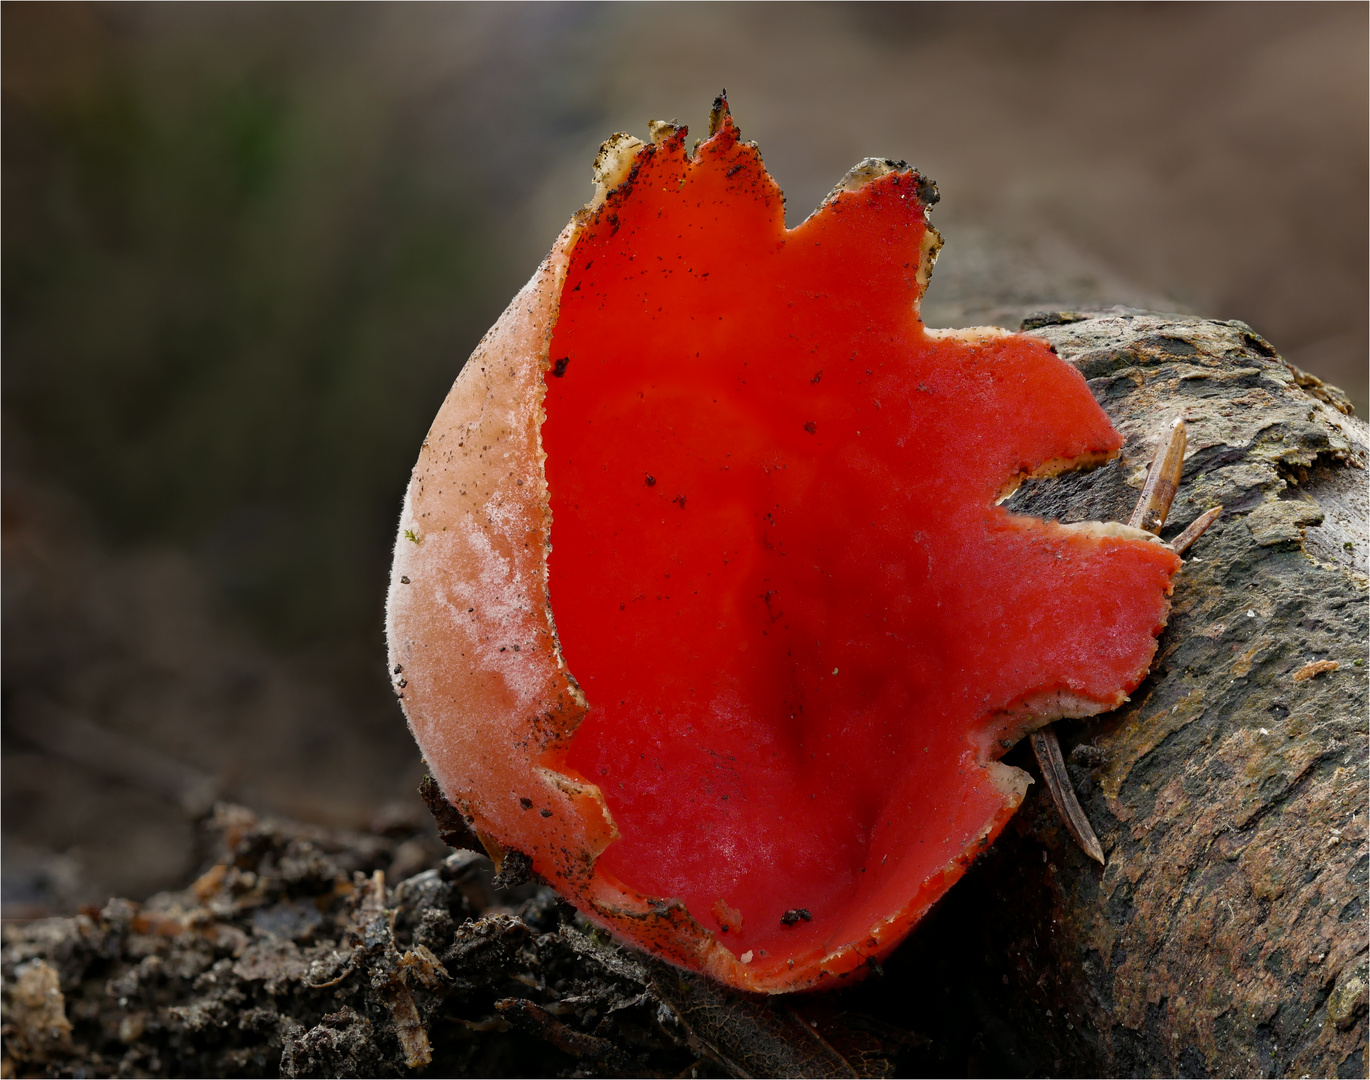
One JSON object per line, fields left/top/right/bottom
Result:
{"left": 386, "top": 99, "right": 1181, "bottom": 993}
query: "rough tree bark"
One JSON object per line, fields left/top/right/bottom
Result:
{"left": 1022, "top": 310, "right": 1367, "bottom": 1076}
{"left": 3, "top": 311, "right": 1365, "bottom": 1079}
{"left": 885, "top": 308, "right": 1368, "bottom": 1078}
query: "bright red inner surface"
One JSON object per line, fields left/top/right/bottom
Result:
{"left": 544, "top": 125, "right": 1174, "bottom": 961}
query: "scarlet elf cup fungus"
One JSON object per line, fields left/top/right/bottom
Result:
{"left": 386, "top": 98, "right": 1181, "bottom": 993}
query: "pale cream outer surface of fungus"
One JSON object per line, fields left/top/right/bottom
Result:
{"left": 385, "top": 133, "right": 1154, "bottom": 993}
{"left": 386, "top": 218, "right": 601, "bottom": 867}
{"left": 385, "top": 146, "right": 782, "bottom": 986}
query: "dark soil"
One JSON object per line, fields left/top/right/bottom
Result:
{"left": 0, "top": 801, "right": 947, "bottom": 1078}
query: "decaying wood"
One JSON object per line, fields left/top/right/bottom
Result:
{"left": 1169, "top": 504, "right": 1222, "bottom": 557}
{"left": 1127, "top": 414, "right": 1188, "bottom": 534}
{"left": 2, "top": 311, "right": 1364, "bottom": 1078}
{"left": 1031, "top": 726, "right": 1107, "bottom": 866}
{"left": 950, "top": 309, "right": 1368, "bottom": 1077}
{"left": 1033, "top": 414, "right": 1189, "bottom": 867}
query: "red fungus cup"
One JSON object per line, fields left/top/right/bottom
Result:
{"left": 387, "top": 98, "right": 1179, "bottom": 993}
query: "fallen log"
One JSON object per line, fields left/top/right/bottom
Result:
{"left": 994, "top": 309, "right": 1366, "bottom": 1078}
{"left": 838, "top": 308, "right": 1368, "bottom": 1079}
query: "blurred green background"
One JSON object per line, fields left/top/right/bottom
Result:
{"left": 3, "top": 2, "right": 1365, "bottom": 914}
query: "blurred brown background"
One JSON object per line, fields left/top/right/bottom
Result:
{"left": 3, "top": 2, "right": 1366, "bottom": 917}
